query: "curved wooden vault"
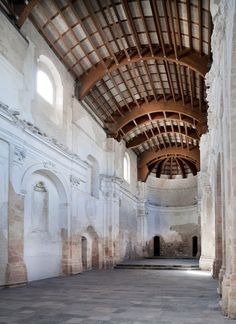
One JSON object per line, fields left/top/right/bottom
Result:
{"left": 1, "top": 0, "right": 212, "bottom": 180}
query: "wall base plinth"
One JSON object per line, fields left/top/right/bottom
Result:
{"left": 221, "top": 275, "right": 231, "bottom": 316}
{"left": 6, "top": 262, "right": 27, "bottom": 286}
{"left": 199, "top": 255, "right": 214, "bottom": 271}
{"left": 62, "top": 259, "right": 82, "bottom": 275}
{"left": 228, "top": 274, "right": 236, "bottom": 319}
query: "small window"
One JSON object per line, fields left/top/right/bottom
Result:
{"left": 123, "top": 152, "right": 130, "bottom": 183}
{"left": 37, "top": 70, "right": 53, "bottom": 104}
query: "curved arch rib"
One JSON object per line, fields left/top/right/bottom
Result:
{"left": 126, "top": 128, "right": 199, "bottom": 149}
{"left": 79, "top": 51, "right": 209, "bottom": 99}
{"left": 109, "top": 100, "right": 206, "bottom": 136}
{"left": 138, "top": 147, "right": 200, "bottom": 182}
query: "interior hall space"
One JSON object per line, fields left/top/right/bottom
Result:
{"left": 0, "top": 0, "right": 236, "bottom": 322}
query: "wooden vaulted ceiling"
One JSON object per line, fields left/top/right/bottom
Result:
{"left": 1, "top": 0, "right": 212, "bottom": 181}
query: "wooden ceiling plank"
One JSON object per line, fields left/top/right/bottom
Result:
{"left": 144, "top": 62, "right": 158, "bottom": 102}
{"left": 110, "top": 99, "right": 206, "bottom": 134}
{"left": 109, "top": 72, "right": 131, "bottom": 112}
{"left": 79, "top": 50, "right": 209, "bottom": 99}
{"left": 118, "top": 68, "right": 139, "bottom": 109}
{"left": 52, "top": 1, "right": 93, "bottom": 69}
{"left": 166, "top": 0, "right": 178, "bottom": 60}
{"left": 83, "top": 0, "right": 118, "bottom": 64}
{"left": 177, "top": 65, "right": 185, "bottom": 104}
{"left": 137, "top": 0, "right": 154, "bottom": 56}
{"left": 188, "top": 68, "right": 194, "bottom": 108}
{"left": 173, "top": 63, "right": 181, "bottom": 99}
{"left": 150, "top": 0, "right": 166, "bottom": 56}
{"left": 126, "top": 127, "right": 198, "bottom": 149}
{"left": 208, "top": 2, "right": 213, "bottom": 56}
{"left": 198, "top": 0, "right": 203, "bottom": 56}
{"left": 67, "top": 0, "right": 108, "bottom": 71}
{"left": 138, "top": 146, "right": 200, "bottom": 182}
{"left": 161, "top": 0, "right": 173, "bottom": 51}
{"left": 126, "top": 64, "right": 143, "bottom": 104}
{"left": 132, "top": 63, "right": 149, "bottom": 103}
{"left": 176, "top": 157, "right": 186, "bottom": 178}
{"left": 154, "top": 62, "right": 166, "bottom": 100}
{"left": 121, "top": 0, "right": 142, "bottom": 57}
{"left": 97, "top": 0, "right": 123, "bottom": 59}
{"left": 110, "top": 0, "right": 132, "bottom": 59}
{"left": 156, "top": 159, "right": 165, "bottom": 178}
{"left": 186, "top": 0, "right": 193, "bottom": 50}
{"left": 164, "top": 61, "right": 176, "bottom": 101}
{"left": 174, "top": 0, "right": 182, "bottom": 51}
{"left": 101, "top": 79, "right": 123, "bottom": 116}
{"left": 89, "top": 89, "right": 113, "bottom": 121}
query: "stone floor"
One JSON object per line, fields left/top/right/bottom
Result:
{"left": 0, "top": 268, "right": 235, "bottom": 324}
{"left": 121, "top": 258, "right": 199, "bottom": 266}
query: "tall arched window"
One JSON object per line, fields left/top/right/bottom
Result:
{"left": 123, "top": 152, "right": 130, "bottom": 183}
{"left": 37, "top": 70, "right": 53, "bottom": 104}
{"left": 36, "top": 55, "right": 63, "bottom": 125}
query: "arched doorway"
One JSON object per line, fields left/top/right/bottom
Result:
{"left": 154, "top": 236, "right": 160, "bottom": 256}
{"left": 192, "top": 236, "right": 198, "bottom": 257}
{"left": 81, "top": 236, "right": 87, "bottom": 270}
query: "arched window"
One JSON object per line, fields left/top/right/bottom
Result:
{"left": 123, "top": 152, "right": 130, "bottom": 183}
{"left": 36, "top": 55, "right": 63, "bottom": 124}
{"left": 37, "top": 70, "right": 53, "bottom": 104}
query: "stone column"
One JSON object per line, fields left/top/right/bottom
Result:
{"left": 63, "top": 177, "right": 82, "bottom": 275}
{"left": 6, "top": 183, "right": 27, "bottom": 286}
{"left": 199, "top": 184, "right": 215, "bottom": 271}
{"left": 101, "top": 176, "right": 120, "bottom": 268}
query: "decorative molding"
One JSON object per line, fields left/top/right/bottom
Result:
{"left": 14, "top": 146, "right": 26, "bottom": 162}
{"left": 43, "top": 161, "right": 56, "bottom": 170}
{"left": 34, "top": 181, "right": 47, "bottom": 192}
{"left": 70, "top": 175, "right": 80, "bottom": 188}
{"left": 0, "top": 101, "right": 85, "bottom": 164}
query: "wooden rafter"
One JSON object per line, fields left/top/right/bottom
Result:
{"left": 138, "top": 146, "right": 200, "bottom": 182}
{"left": 2, "top": 0, "right": 212, "bottom": 182}
{"left": 78, "top": 52, "right": 209, "bottom": 99}
{"left": 109, "top": 100, "right": 206, "bottom": 135}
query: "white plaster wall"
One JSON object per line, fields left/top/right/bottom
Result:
{"left": 0, "top": 12, "right": 140, "bottom": 282}
{"left": 24, "top": 172, "right": 62, "bottom": 281}
{"left": 145, "top": 176, "right": 200, "bottom": 257}
{"left": 0, "top": 140, "right": 9, "bottom": 285}
{"left": 146, "top": 175, "right": 198, "bottom": 207}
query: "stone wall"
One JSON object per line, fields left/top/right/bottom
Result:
{"left": 199, "top": 0, "right": 236, "bottom": 318}
{"left": 145, "top": 176, "right": 200, "bottom": 258}
{"left": 0, "top": 11, "right": 142, "bottom": 285}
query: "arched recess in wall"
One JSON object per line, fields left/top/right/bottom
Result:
{"left": 87, "top": 155, "right": 99, "bottom": 198}
{"left": 123, "top": 152, "right": 131, "bottom": 183}
{"left": 22, "top": 168, "right": 69, "bottom": 282}
{"left": 81, "top": 226, "right": 99, "bottom": 271}
{"left": 213, "top": 154, "right": 223, "bottom": 279}
{"left": 36, "top": 55, "right": 63, "bottom": 125}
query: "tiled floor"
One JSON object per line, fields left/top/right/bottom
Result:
{"left": 0, "top": 268, "right": 234, "bottom": 324}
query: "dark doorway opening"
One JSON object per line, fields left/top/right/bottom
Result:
{"left": 192, "top": 236, "right": 198, "bottom": 257}
{"left": 154, "top": 236, "right": 160, "bottom": 256}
